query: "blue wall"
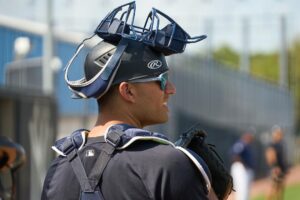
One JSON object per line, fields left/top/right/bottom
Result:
{"left": 0, "top": 27, "right": 42, "bottom": 83}
{"left": 0, "top": 26, "right": 97, "bottom": 116}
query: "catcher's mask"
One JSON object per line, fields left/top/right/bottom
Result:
{"left": 64, "top": 1, "right": 206, "bottom": 99}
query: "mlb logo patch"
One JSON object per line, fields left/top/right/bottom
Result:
{"left": 85, "top": 149, "right": 95, "bottom": 157}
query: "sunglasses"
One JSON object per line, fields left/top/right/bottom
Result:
{"left": 128, "top": 72, "right": 168, "bottom": 91}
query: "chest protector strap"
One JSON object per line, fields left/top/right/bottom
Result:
{"left": 53, "top": 128, "right": 123, "bottom": 200}
{"left": 52, "top": 124, "right": 212, "bottom": 199}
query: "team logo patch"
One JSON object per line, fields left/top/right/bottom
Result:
{"left": 147, "top": 60, "right": 162, "bottom": 69}
{"left": 85, "top": 149, "right": 95, "bottom": 157}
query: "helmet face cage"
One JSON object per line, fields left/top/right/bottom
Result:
{"left": 95, "top": 1, "right": 207, "bottom": 55}
{"left": 95, "top": 2, "right": 137, "bottom": 43}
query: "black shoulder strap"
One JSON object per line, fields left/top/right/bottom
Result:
{"left": 66, "top": 129, "right": 123, "bottom": 200}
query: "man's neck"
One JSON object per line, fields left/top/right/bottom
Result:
{"left": 88, "top": 120, "right": 126, "bottom": 137}
{"left": 88, "top": 101, "right": 145, "bottom": 137}
{"left": 88, "top": 114, "right": 142, "bottom": 137}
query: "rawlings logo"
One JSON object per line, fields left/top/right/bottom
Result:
{"left": 147, "top": 60, "right": 162, "bottom": 69}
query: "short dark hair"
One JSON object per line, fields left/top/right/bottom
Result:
{"left": 96, "top": 84, "right": 120, "bottom": 112}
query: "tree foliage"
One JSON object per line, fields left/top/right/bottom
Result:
{"left": 250, "top": 53, "right": 279, "bottom": 84}
{"left": 212, "top": 45, "right": 240, "bottom": 70}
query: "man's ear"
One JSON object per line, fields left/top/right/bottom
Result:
{"left": 118, "top": 82, "right": 136, "bottom": 103}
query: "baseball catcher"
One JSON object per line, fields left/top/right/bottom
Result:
{"left": 41, "top": 2, "right": 232, "bottom": 200}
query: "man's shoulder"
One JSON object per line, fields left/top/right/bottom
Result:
{"left": 104, "top": 140, "right": 208, "bottom": 199}
{"left": 112, "top": 140, "right": 197, "bottom": 173}
{"left": 120, "top": 140, "right": 185, "bottom": 158}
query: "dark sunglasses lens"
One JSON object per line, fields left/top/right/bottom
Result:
{"left": 160, "top": 73, "right": 168, "bottom": 91}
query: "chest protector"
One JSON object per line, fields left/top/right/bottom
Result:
{"left": 52, "top": 124, "right": 212, "bottom": 200}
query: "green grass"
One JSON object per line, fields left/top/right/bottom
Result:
{"left": 251, "top": 183, "right": 300, "bottom": 200}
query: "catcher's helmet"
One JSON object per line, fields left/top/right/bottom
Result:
{"left": 64, "top": 1, "right": 206, "bottom": 99}
{"left": 66, "top": 39, "right": 169, "bottom": 99}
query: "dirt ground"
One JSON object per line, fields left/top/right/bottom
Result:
{"left": 227, "top": 164, "right": 300, "bottom": 199}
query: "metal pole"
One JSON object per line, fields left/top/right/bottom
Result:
{"left": 42, "top": 0, "right": 54, "bottom": 94}
{"left": 279, "top": 15, "right": 288, "bottom": 88}
{"left": 204, "top": 18, "right": 213, "bottom": 61}
{"left": 240, "top": 17, "right": 250, "bottom": 73}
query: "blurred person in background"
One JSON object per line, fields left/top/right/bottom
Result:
{"left": 0, "top": 136, "right": 26, "bottom": 200}
{"left": 265, "top": 125, "right": 290, "bottom": 200}
{"left": 230, "top": 128, "right": 256, "bottom": 200}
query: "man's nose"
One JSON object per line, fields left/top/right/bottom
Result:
{"left": 165, "top": 81, "right": 176, "bottom": 95}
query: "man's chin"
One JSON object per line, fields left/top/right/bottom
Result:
{"left": 145, "top": 117, "right": 169, "bottom": 127}
{"left": 157, "top": 116, "right": 169, "bottom": 124}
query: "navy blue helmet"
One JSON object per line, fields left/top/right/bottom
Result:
{"left": 65, "top": 1, "right": 206, "bottom": 99}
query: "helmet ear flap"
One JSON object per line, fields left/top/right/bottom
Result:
{"left": 65, "top": 39, "right": 128, "bottom": 99}
{"left": 84, "top": 45, "right": 116, "bottom": 81}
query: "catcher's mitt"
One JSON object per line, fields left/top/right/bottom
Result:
{"left": 175, "top": 127, "right": 233, "bottom": 200}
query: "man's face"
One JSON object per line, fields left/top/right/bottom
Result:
{"left": 133, "top": 76, "right": 176, "bottom": 127}
{"left": 273, "top": 129, "right": 283, "bottom": 142}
